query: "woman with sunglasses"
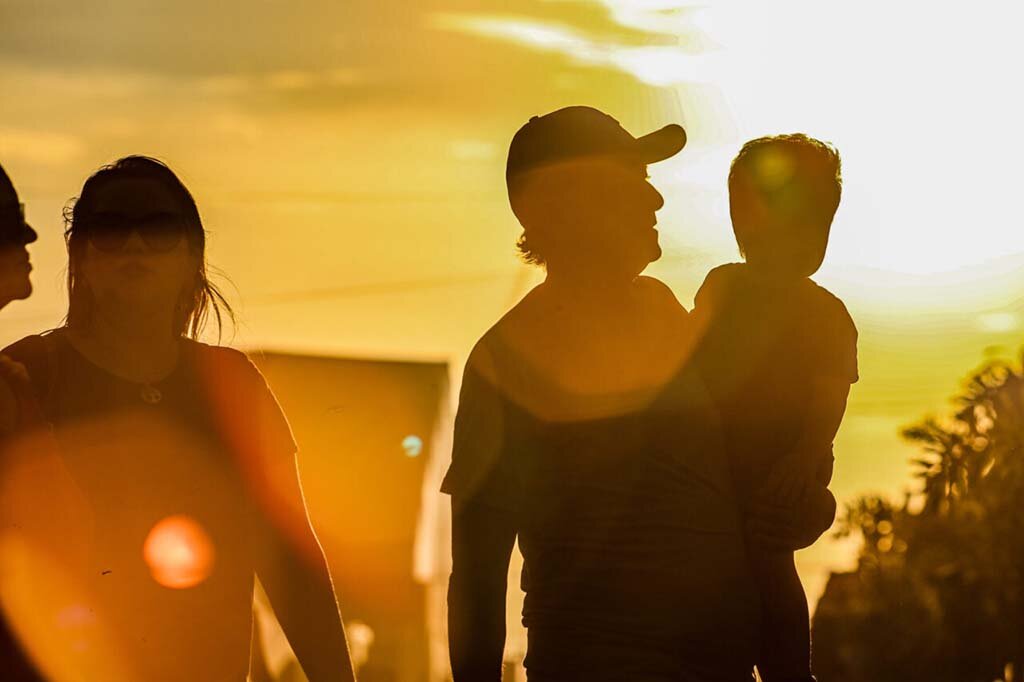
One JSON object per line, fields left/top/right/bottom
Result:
{"left": 0, "top": 157, "right": 355, "bottom": 681}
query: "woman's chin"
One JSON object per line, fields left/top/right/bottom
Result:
{"left": 103, "top": 291, "right": 179, "bottom": 316}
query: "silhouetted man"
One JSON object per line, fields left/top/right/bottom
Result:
{"left": 443, "top": 107, "right": 765, "bottom": 681}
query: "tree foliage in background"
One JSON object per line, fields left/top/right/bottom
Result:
{"left": 812, "top": 356, "right": 1024, "bottom": 682}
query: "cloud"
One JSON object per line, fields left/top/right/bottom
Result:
{"left": 430, "top": 12, "right": 717, "bottom": 86}
{"left": 546, "top": 0, "right": 713, "bottom": 45}
{"left": 0, "top": 0, "right": 664, "bottom": 110}
{"left": 0, "top": 126, "right": 87, "bottom": 166}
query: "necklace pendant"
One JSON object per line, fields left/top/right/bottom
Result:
{"left": 140, "top": 384, "right": 163, "bottom": 405}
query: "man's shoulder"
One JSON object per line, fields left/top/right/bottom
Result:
{"left": 634, "top": 275, "right": 681, "bottom": 301}
{"left": 635, "top": 276, "right": 688, "bottom": 315}
{"left": 471, "top": 286, "right": 549, "bottom": 363}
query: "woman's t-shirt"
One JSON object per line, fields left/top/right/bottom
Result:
{"left": 0, "top": 331, "right": 296, "bottom": 682}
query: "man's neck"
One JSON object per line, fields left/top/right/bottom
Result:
{"left": 543, "top": 265, "right": 637, "bottom": 306}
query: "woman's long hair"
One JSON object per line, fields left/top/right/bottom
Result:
{"left": 63, "top": 156, "right": 233, "bottom": 340}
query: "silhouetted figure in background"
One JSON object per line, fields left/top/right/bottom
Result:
{"left": 444, "top": 107, "right": 763, "bottom": 681}
{"left": 0, "top": 165, "right": 37, "bottom": 314}
{"left": 0, "top": 163, "right": 44, "bottom": 682}
{"left": 692, "top": 135, "right": 857, "bottom": 682}
{"left": 0, "top": 157, "right": 355, "bottom": 681}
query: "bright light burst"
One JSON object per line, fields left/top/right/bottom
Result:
{"left": 142, "top": 515, "right": 215, "bottom": 590}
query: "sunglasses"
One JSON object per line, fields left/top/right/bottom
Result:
{"left": 82, "top": 210, "right": 189, "bottom": 253}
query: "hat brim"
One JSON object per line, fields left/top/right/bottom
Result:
{"left": 636, "top": 124, "right": 687, "bottom": 164}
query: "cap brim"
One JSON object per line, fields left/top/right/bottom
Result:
{"left": 636, "top": 124, "right": 687, "bottom": 164}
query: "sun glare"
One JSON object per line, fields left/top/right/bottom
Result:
{"left": 142, "top": 515, "right": 215, "bottom": 590}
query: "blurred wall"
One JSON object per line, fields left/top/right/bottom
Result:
{"left": 252, "top": 351, "right": 450, "bottom": 682}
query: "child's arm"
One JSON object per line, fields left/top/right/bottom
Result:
{"left": 747, "top": 376, "right": 848, "bottom": 551}
{"left": 761, "top": 375, "right": 851, "bottom": 503}
{"left": 754, "top": 290, "right": 857, "bottom": 549}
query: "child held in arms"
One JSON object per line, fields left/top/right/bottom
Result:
{"left": 692, "top": 134, "right": 858, "bottom": 682}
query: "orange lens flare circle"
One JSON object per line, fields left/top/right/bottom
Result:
{"left": 142, "top": 515, "right": 215, "bottom": 589}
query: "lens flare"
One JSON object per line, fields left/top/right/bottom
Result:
{"left": 402, "top": 434, "right": 423, "bottom": 457}
{"left": 142, "top": 515, "right": 215, "bottom": 589}
{"left": 345, "top": 619, "right": 376, "bottom": 672}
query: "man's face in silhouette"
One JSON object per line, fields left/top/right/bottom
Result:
{"left": 516, "top": 155, "right": 666, "bottom": 279}
{"left": 78, "top": 177, "right": 198, "bottom": 318}
{"left": 0, "top": 169, "right": 37, "bottom": 307}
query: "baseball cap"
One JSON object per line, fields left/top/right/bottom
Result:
{"left": 506, "top": 106, "right": 686, "bottom": 189}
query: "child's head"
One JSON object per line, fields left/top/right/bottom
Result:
{"left": 728, "top": 134, "right": 842, "bottom": 277}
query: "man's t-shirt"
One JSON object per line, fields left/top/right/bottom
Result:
{"left": 691, "top": 263, "right": 859, "bottom": 500}
{"left": 442, "top": 281, "right": 761, "bottom": 680}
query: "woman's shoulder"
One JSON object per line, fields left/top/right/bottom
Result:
{"left": 184, "top": 340, "right": 268, "bottom": 391}
{"left": 185, "top": 339, "right": 249, "bottom": 363}
{"left": 182, "top": 341, "right": 297, "bottom": 456}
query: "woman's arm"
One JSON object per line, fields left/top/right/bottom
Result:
{"left": 448, "top": 497, "right": 516, "bottom": 682}
{"left": 254, "top": 451, "right": 356, "bottom": 682}
{"left": 204, "top": 350, "right": 355, "bottom": 681}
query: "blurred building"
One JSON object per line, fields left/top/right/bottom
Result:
{"left": 249, "top": 351, "right": 453, "bottom": 682}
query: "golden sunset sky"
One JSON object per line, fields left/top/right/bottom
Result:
{"left": 3, "top": 0, "right": 1024, "bottom": 602}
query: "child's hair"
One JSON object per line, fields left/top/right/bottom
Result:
{"left": 728, "top": 134, "right": 842, "bottom": 261}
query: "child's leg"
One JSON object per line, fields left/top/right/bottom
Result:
{"left": 752, "top": 549, "right": 814, "bottom": 682}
